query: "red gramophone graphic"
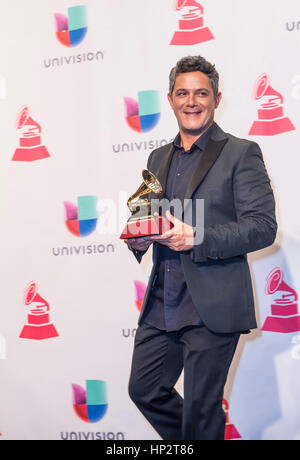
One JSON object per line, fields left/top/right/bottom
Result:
{"left": 262, "top": 268, "right": 300, "bottom": 334}
{"left": 223, "top": 399, "right": 241, "bottom": 440}
{"left": 170, "top": 0, "right": 214, "bottom": 46}
{"left": 19, "top": 282, "right": 59, "bottom": 340}
{"left": 12, "top": 106, "right": 50, "bottom": 162}
{"left": 249, "top": 74, "right": 295, "bottom": 136}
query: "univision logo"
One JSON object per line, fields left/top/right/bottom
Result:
{"left": 45, "top": 5, "right": 104, "bottom": 69}
{"left": 72, "top": 380, "right": 108, "bottom": 423}
{"left": 54, "top": 5, "right": 88, "bottom": 47}
{"left": 124, "top": 91, "right": 160, "bottom": 133}
{"left": 64, "top": 196, "right": 98, "bottom": 237}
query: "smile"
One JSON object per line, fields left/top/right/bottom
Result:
{"left": 184, "top": 112, "right": 202, "bottom": 116}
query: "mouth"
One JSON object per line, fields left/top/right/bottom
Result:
{"left": 183, "top": 111, "right": 202, "bottom": 116}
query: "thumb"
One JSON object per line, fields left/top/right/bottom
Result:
{"left": 166, "top": 210, "right": 180, "bottom": 226}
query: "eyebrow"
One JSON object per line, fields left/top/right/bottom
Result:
{"left": 175, "top": 88, "right": 209, "bottom": 93}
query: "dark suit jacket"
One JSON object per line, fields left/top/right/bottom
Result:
{"left": 132, "top": 123, "right": 277, "bottom": 333}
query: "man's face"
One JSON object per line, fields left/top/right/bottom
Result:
{"left": 168, "top": 71, "right": 221, "bottom": 136}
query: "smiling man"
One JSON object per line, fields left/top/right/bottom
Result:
{"left": 126, "top": 56, "right": 277, "bottom": 440}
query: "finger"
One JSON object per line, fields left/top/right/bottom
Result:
{"left": 149, "top": 230, "right": 173, "bottom": 241}
{"left": 156, "top": 228, "right": 175, "bottom": 239}
{"left": 166, "top": 210, "right": 181, "bottom": 226}
{"left": 155, "top": 238, "right": 172, "bottom": 246}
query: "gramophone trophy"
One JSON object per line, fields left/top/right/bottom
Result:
{"left": 249, "top": 74, "right": 295, "bottom": 136}
{"left": 170, "top": 0, "right": 214, "bottom": 46}
{"left": 120, "top": 169, "right": 171, "bottom": 239}
{"left": 12, "top": 106, "right": 50, "bottom": 162}
{"left": 262, "top": 267, "right": 300, "bottom": 333}
{"left": 19, "top": 282, "right": 59, "bottom": 340}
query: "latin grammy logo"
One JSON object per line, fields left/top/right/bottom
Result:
{"left": 223, "top": 399, "right": 241, "bottom": 440}
{"left": 170, "top": 0, "right": 214, "bottom": 46}
{"left": 262, "top": 268, "right": 300, "bottom": 334}
{"left": 19, "top": 282, "right": 59, "bottom": 341}
{"left": 12, "top": 106, "right": 50, "bottom": 162}
{"left": 249, "top": 74, "right": 295, "bottom": 136}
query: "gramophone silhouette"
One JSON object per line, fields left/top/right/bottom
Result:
{"left": 262, "top": 268, "right": 300, "bottom": 334}
{"left": 19, "top": 282, "right": 59, "bottom": 340}
{"left": 223, "top": 399, "right": 241, "bottom": 440}
{"left": 170, "top": 0, "right": 214, "bottom": 46}
{"left": 12, "top": 106, "right": 50, "bottom": 162}
{"left": 249, "top": 74, "right": 295, "bottom": 136}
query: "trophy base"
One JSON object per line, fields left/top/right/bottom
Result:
{"left": 12, "top": 145, "right": 50, "bottom": 162}
{"left": 170, "top": 27, "right": 214, "bottom": 46}
{"left": 120, "top": 216, "right": 172, "bottom": 239}
{"left": 19, "top": 323, "right": 59, "bottom": 340}
{"left": 249, "top": 117, "right": 295, "bottom": 136}
{"left": 262, "top": 315, "right": 300, "bottom": 333}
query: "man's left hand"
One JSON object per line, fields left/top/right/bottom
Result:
{"left": 150, "top": 211, "right": 194, "bottom": 252}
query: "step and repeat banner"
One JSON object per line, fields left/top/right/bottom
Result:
{"left": 0, "top": 0, "right": 300, "bottom": 440}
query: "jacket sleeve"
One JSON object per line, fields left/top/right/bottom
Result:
{"left": 191, "top": 142, "right": 277, "bottom": 263}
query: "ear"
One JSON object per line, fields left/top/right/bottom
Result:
{"left": 215, "top": 92, "right": 222, "bottom": 108}
{"left": 168, "top": 93, "right": 174, "bottom": 109}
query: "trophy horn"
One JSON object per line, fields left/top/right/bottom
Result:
{"left": 265, "top": 268, "right": 298, "bottom": 301}
{"left": 16, "top": 106, "right": 41, "bottom": 131}
{"left": 24, "top": 281, "right": 50, "bottom": 311}
{"left": 253, "top": 74, "right": 283, "bottom": 104}
{"left": 127, "top": 170, "right": 163, "bottom": 213}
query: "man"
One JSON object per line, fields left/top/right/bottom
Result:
{"left": 125, "top": 56, "right": 277, "bottom": 440}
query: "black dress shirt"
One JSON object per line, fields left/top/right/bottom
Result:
{"left": 142, "top": 125, "right": 214, "bottom": 331}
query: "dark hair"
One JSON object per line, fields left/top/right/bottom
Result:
{"left": 169, "top": 55, "right": 219, "bottom": 99}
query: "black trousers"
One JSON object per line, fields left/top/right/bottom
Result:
{"left": 128, "top": 323, "right": 240, "bottom": 440}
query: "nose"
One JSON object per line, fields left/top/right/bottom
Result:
{"left": 186, "top": 93, "right": 197, "bottom": 107}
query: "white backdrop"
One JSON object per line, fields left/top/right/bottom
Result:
{"left": 0, "top": 0, "right": 299, "bottom": 440}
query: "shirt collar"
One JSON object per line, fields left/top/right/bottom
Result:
{"left": 173, "top": 122, "right": 215, "bottom": 153}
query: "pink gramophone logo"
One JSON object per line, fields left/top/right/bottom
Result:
{"left": 12, "top": 106, "right": 50, "bottom": 162}
{"left": 249, "top": 74, "right": 295, "bottom": 136}
{"left": 19, "top": 282, "right": 59, "bottom": 340}
{"left": 223, "top": 399, "right": 241, "bottom": 441}
{"left": 170, "top": 0, "right": 214, "bottom": 46}
{"left": 262, "top": 268, "right": 300, "bottom": 334}
{"left": 134, "top": 281, "right": 147, "bottom": 312}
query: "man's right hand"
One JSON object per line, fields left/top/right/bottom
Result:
{"left": 124, "top": 236, "right": 153, "bottom": 252}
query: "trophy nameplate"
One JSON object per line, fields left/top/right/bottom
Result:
{"left": 120, "top": 169, "right": 172, "bottom": 239}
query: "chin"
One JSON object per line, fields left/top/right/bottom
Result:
{"left": 183, "top": 125, "right": 207, "bottom": 135}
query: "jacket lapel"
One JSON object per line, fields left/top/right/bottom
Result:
{"left": 184, "top": 137, "right": 228, "bottom": 202}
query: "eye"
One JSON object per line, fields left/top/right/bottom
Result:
{"left": 197, "top": 91, "right": 208, "bottom": 97}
